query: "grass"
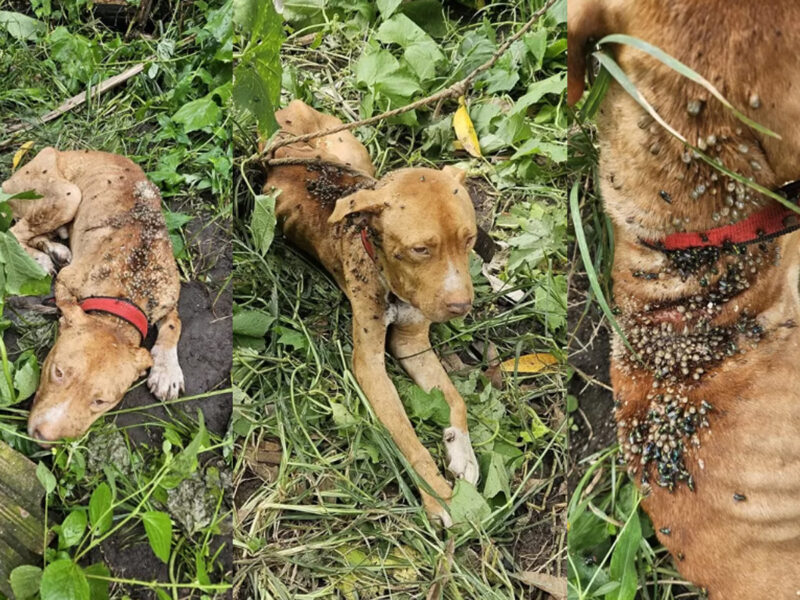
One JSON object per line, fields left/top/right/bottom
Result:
{"left": 0, "top": 2, "right": 232, "bottom": 598}
{"left": 232, "top": 1, "right": 568, "bottom": 598}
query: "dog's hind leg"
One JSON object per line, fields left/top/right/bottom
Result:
{"left": 147, "top": 308, "right": 185, "bottom": 401}
{"left": 389, "top": 313, "right": 480, "bottom": 485}
{"left": 351, "top": 310, "right": 455, "bottom": 526}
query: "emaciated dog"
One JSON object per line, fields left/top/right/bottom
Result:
{"left": 2, "top": 148, "right": 184, "bottom": 443}
{"left": 266, "top": 100, "right": 480, "bottom": 526}
{"left": 570, "top": 1, "right": 800, "bottom": 597}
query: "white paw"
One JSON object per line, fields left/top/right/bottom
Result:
{"left": 147, "top": 345, "right": 184, "bottom": 400}
{"left": 34, "top": 253, "right": 55, "bottom": 275}
{"left": 443, "top": 427, "right": 480, "bottom": 484}
{"left": 44, "top": 241, "right": 71, "bottom": 266}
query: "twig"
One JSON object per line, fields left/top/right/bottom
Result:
{"left": 259, "top": 0, "right": 558, "bottom": 160}
{"left": 1, "top": 64, "right": 146, "bottom": 144}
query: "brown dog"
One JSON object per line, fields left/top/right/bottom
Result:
{"left": 570, "top": 1, "right": 800, "bottom": 597}
{"left": 266, "top": 100, "right": 480, "bottom": 526}
{"left": 2, "top": 148, "right": 184, "bottom": 442}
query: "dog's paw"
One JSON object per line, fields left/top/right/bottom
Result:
{"left": 45, "top": 241, "right": 71, "bottom": 267}
{"left": 34, "top": 253, "right": 55, "bottom": 276}
{"left": 147, "top": 346, "right": 185, "bottom": 401}
{"left": 443, "top": 427, "right": 480, "bottom": 484}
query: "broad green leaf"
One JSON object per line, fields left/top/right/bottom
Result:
{"left": 172, "top": 96, "right": 222, "bottom": 133}
{"left": 9, "top": 565, "right": 42, "bottom": 600}
{"left": 377, "top": 0, "right": 402, "bottom": 19}
{"left": 232, "top": 310, "right": 274, "bottom": 337}
{"left": 251, "top": 194, "right": 276, "bottom": 254}
{"left": 142, "top": 511, "right": 173, "bottom": 563}
{"left": 401, "top": 384, "right": 450, "bottom": 427}
{"left": 0, "top": 231, "right": 51, "bottom": 296}
{"left": 233, "top": 0, "right": 265, "bottom": 33}
{"left": 449, "top": 479, "right": 491, "bottom": 526}
{"left": 36, "top": 461, "right": 56, "bottom": 494}
{"left": 84, "top": 564, "right": 110, "bottom": 600}
{"left": 40, "top": 560, "right": 90, "bottom": 600}
{"left": 13, "top": 350, "right": 40, "bottom": 401}
{"left": 0, "top": 11, "right": 45, "bottom": 41}
{"left": 233, "top": 0, "right": 283, "bottom": 136}
{"left": 60, "top": 509, "right": 87, "bottom": 548}
{"left": 481, "top": 452, "right": 511, "bottom": 500}
{"left": 89, "top": 483, "right": 113, "bottom": 535}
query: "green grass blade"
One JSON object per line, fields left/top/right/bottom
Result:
{"left": 598, "top": 33, "right": 780, "bottom": 139}
{"left": 570, "top": 182, "right": 637, "bottom": 359}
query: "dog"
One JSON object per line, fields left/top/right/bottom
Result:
{"left": 265, "top": 100, "right": 480, "bottom": 526}
{"left": 1, "top": 148, "right": 184, "bottom": 443}
{"left": 569, "top": 1, "right": 800, "bottom": 597}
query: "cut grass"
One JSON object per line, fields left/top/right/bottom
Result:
{"left": 232, "top": 1, "right": 567, "bottom": 598}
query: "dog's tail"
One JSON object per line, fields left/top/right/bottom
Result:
{"left": 568, "top": 0, "right": 612, "bottom": 106}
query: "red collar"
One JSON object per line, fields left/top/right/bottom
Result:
{"left": 646, "top": 181, "right": 800, "bottom": 251}
{"left": 79, "top": 297, "right": 150, "bottom": 342}
{"left": 361, "top": 228, "right": 377, "bottom": 261}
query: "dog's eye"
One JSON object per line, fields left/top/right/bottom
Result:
{"left": 51, "top": 364, "right": 64, "bottom": 382}
{"left": 465, "top": 235, "right": 476, "bottom": 249}
{"left": 90, "top": 398, "right": 111, "bottom": 412}
{"left": 411, "top": 246, "right": 430, "bottom": 257}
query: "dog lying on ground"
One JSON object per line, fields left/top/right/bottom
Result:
{"left": 569, "top": 1, "right": 800, "bottom": 597}
{"left": 2, "top": 148, "right": 184, "bottom": 443}
{"left": 265, "top": 100, "right": 480, "bottom": 526}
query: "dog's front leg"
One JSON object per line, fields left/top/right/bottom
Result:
{"left": 389, "top": 316, "right": 480, "bottom": 485}
{"left": 351, "top": 311, "right": 454, "bottom": 526}
{"left": 147, "top": 308, "right": 185, "bottom": 400}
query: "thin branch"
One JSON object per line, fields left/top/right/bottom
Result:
{"left": 258, "top": 0, "right": 558, "bottom": 161}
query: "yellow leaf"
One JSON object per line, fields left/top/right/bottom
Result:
{"left": 12, "top": 141, "right": 34, "bottom": 172}
{"left": 500, "top": 353, "right": 558, "bottom": 373}
{"left": 452, "top": 96, "right": 482, "bottom": 158}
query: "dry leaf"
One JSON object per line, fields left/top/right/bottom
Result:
{"left": 517, "top": 571, "right": 567, "bottom": 599}
{"left": 500, "top": 352, "right": 558, "bottom": 373}
{"left": 12, "top": 141, "right": 34, "bottom": 171}
{"left": 453, "top": 96, "right": 482, "bottom": 158}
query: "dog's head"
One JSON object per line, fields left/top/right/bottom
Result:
{"left": 28, "top": 304, "right": 152, "bottom": 443}
{"left": 330, "top": 166, "right": 477, "bottom": 322}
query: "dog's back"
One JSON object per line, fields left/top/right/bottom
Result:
{"left": 265, "top": 100, "right": 375, "bottom": 282}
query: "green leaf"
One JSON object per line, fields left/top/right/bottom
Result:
{"left": 164, "top": 210, "right": 193, "bottom": 233}
{"left": 0, "top": 10, "right": 46, "bottom": 41}
{"left": 481, "top": 452, "right": 511, "bottom": 500}
{"left": 60, "top": 510, "right": 87, "bottom": 548}
{"left": 0, "top": 231, "right": 51, "bottom": 296}
{"left": 449, "top": 479, "right": 491, "bottom": 526}
{"left": 275, "top": 326, "right": 308, "bottom": 351}
{"left": 89, "top": 483, "right": 113, "bottom": 535}
{"left": 232, "top": 310, "right": 274, "bottom": 337}
{"left": 401, "top": 385, "right": 450, "bottom": 427}
{"left": 233, "top": 0, "right": 283, "bottom": 136}
{"left": 172, "top": 96, "right": 222, "bottom": 133}
{"left": 377, "top": 0, "right": 402, "bottom": 19}
{"left": 10, "top": 565, "right": 42, "bottom": 600}
{"left": 36, "top": 461, "right": 56, "bottom": 494}
{"left": 251, "top": 194, "right": 276, "bottom": 254}
{"left": 142, "top": 511, "right": 173, "bottom": 563}
{"left": 40, "top": 560, "right": 90, "bottom": 600}
{"left": 13, "top": 350, "right": 40, "bottom": 402}
{"left": 606, "top": 509, "right": 642, "bottom": 600}
{"left": 84, "top": 564, "right": 110, "bottom": 600}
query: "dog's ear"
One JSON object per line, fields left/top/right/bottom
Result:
{"left": 2, "top": 147, "right": 81, "bottom": 205}
{"left": 328, "top": 188, "right": 384, "bottom": 224}
{"left": 441, "top": 165, "right": 466, "bottom": 184}
{"left": 568, "top": 0, "right": 608, "bottom": 106}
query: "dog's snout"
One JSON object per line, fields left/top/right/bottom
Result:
{"left": 447, "top": 301, "right": 472, "bottom": 316}
{"left": 30, "top": 426, "right": 54, "bottom": 447}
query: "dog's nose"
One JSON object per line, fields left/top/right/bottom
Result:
{"left": 447, "top": 302, "right": 472, "bottom": 316}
